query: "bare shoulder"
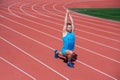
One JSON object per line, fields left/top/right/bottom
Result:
{"left": 62, "top": 31, "right": 67, "bottom": 37}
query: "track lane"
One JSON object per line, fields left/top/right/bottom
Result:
{"left": 64, "top": 0, "right": 120, "bottom": 25}
{"left": 30, "top": 5, "right": 120, "bottom": 43}
{"left": 1, "top": 11, "right": 120, "bottom": 63}
{"left": 0, "top": 32, "right": 68, "bottom": 80}
{"left": 0, "top": 23, "right": 117, "bottom": 80}
{"left": 0, "top": 6, "right": 120, "bottom": 62}
{"left": 44, "top": 2, "right": 118, "bottom": 31}
{"left": 8, "top": 3, "right": 120, "bottom": 55}
{"left": 0, "top": 57, "right": 34, "bottom": 80}
{"left": 0, "top": 1, "right": 119, "bottom": 64}
{"left": 10, "top": 2, "right": 120, "bottom": 50}
{"left": 31, "top": 2, "right": 119, "bottom": 40}
{"left": 62, "top": 1, "right": 120, "bottom": 28}
{"left": 41, "top": 1, "right": 120, "bottom": 34}
{"left": 0, "top": 13, "right": 119, "bottom": 79}
{"left": 0, "top": 0, "right": 119, "bottom": 79}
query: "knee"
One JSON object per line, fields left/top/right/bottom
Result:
{"left": 66, "top": 50, "right": 73, "bottom": 55}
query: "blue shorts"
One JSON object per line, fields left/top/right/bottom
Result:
{"left": 61, "top": 49, "right": 74, "bottom": 55}
{"left": 61, "top": 49, "right": 66, "bottom": 55}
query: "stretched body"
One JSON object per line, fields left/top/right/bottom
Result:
{"left": 54, "top": 10, "right": 76, "bottom": 68}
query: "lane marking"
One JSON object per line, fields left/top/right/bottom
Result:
{"left": 0, "top": 24, "right": 118, "bottom": 80}
{"left": 0, "top": 57, "right": 36, "bottom": 80}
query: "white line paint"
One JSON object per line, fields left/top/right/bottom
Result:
{"left": 0, "top": 24, "right": 118, "bottom": 80}
{"left": 53, "top": 2, "right": 120, "bottom": 31}
{"left": 42, "top": 2, "right": 120, "bottom": 35}
{"left": 0, "top": 36, "right": 69, "bottom": 80}
{"left": 1, "top": 12, "right": 120, "bottom": 64}
{"left": 63, "top": 1, "right": 120, "bottom": 25}
{"left": 1, "top": 10, "right": 120, "bottom": 64}
{"left": 0, "top": 57, "right": 36, "bottom": 80}
{"left": 13, "top": 3, "right": 120, "bottom": 51}
{"left": 18, "top": 3, "right": 120, "bottom": 50}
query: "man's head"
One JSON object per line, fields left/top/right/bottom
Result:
{"left": 66, "top": 23, "right": 72, "bottom": 32}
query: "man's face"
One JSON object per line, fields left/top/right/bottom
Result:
{"left": 66, "top": 25, "right": 72, "bottom": 32}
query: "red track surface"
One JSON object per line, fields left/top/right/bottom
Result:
{"left": 0, "top": 0, "right": 120, "bottom": 80}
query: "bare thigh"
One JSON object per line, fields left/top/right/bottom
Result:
{"left": 65, "top": 50, "right": 73, "bottom": 55}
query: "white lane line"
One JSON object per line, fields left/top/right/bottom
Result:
{"left": 0, "top": 24, "right": 118, "bottom": 80}
{"left": 0, "top": 36, "right": 69, "bottom": 80}
{"left": 31, "top": 3, "right": 120, "bottom": 42}
{"left": 63, "top": 1, "right": 120, "bottom": 25}
{"left": 42, "top": 2, "right": 120, "bottom": 35}
{"left": 1, "top": 10, "right": 120, "bottom": 64}
{"left": 19, "top": 3, "right": 120, "bottom": 51}
{"left": 3, "top": 1, "right": 119, "bottom": 79}
{"left": 0, "top": 0, "right": 17, "bottom": 6}
{"left": 13, "top": 3, "right": 120, "bottom": 51}
{"left": 0, "top": 0, "right": 119, "bottom": 30}
{"left": 53, "top": 1, "right": 120, "bottom": 31}
{"left": 76, "top": 60, "right": 118, "bottom": 80}
{"left": 32, "top": 2, "right": 120, "bottom": 42}
{"left": 0, "top": 57, "right": 36, "bottom": 80}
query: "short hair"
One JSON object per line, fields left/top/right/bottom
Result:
{"left": 66, "top": 23, "right": 71, "bottom": 26}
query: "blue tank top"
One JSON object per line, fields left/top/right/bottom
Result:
{"left": 62, "top": 32, "right": 75, "bottom": 50}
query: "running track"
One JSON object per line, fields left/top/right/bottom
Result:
{"left": 0, "top": 0, "right": 120, "bottom": 80}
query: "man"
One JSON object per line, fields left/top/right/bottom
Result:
{"left": 54, "top": 10, "right": 76, "bottom": 68}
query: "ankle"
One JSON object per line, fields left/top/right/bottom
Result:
{"left": 68, "top": 62, "right": 72, "bottom": 63}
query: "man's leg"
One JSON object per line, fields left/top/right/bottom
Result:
{"left": 54, "top": 50, "right": 63, "bottom": 58}
{"left": 54, "top": 50, "right": 74, "bottom": 68}
{"left": 66, "top": 50, "right": 74, "bottom": 61}
{"left": 65, "top": 50, "right": 74, "bottom": 67}
{"left": 54, "top": 50, "right": 74, "bottom": 61}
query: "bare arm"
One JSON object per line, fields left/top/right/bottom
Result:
{"left": 69, "top": 13, "right": 74, "bottom": 32}
{"left": 63, "top": 10, "right": 69, "bottom": 34}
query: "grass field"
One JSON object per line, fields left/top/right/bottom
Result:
{"left": 70, "top": 8, "right": 120, "bottom": 22}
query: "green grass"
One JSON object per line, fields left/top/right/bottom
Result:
{"left": 70, "top": 8, "right": 120, "bottom": 22}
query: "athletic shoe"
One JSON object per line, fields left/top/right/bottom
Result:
{"left": 67, "top": 62, "right": 74, "bottom": 68}
{"left": 54, "top": 50, "right": 58, "bottom": 58}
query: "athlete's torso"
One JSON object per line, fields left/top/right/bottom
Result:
{"left": 62, "top": 32, "right": 75, "bottom": 50}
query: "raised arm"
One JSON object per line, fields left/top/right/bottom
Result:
{"left": 63, "top": 10, "right": 69, "bottom": 34}
{"left": 69, "top": 13, "right": 74, "bottom": 32}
